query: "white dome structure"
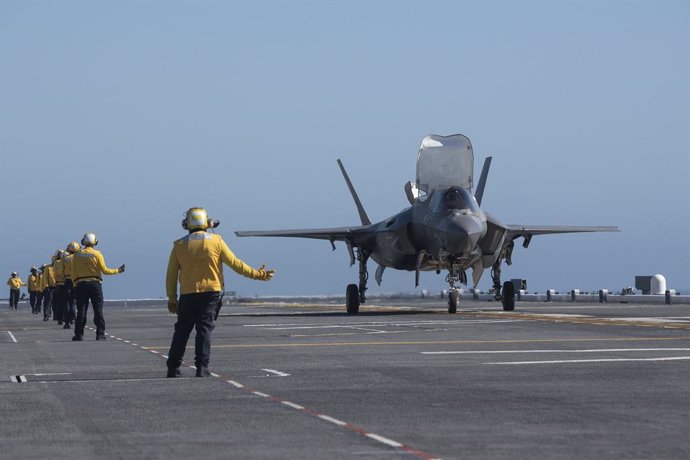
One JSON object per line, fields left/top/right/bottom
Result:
{"left": 650, "top": 274, "right": 667, "bottom": 295}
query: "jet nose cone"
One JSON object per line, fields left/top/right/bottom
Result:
{"left": 442, "top": 213, "right": 484, "bottom": 253}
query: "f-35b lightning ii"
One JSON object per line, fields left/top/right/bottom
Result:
{"left": 236, "top": 134, "right": 619, "bottom": 314}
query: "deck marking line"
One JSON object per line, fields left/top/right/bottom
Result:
{"left": 281, "top": 401, "right": 304, "bottom": 410}
{"left": 7, "top": 331, "right": 18, "bottom": 343}
{"left": 252, "top": 391, "right": 270, "bottom": 398}
{"left": 318, "top": 414, "right": 347, "bottom": 426}
{"left": 262, "top": 368, "right": 290, "bottom": 377}
{"left": 227, "top": 380, "right": 244, "bottom": 388}
{"left": 366, "top": 433, "right": 403, "bottom": 448}
{"left": 140, "top": 335, "right": 690, "bottom": 350}
{"left": 30, "top": 373, "right": 72, "bottom": 376}
{"left": 423, "top": 348, "right": 690, "bottom": 355}
{"left": 486, "top": 356, "right": 690, "bottom": 365}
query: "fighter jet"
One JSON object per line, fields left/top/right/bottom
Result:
{"left": 236, "top": 134, "right": 619, "bottom": 314}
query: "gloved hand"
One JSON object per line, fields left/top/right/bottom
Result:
{"left": 256, "top": 264, "right": 275, "bottom": 281}
{"left": 118, "top": 264, "right": 126, "bottom": 273}
{"left": 167, "top": 299, "right": 178, "bottom": 314}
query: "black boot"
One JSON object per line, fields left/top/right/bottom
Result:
{"left": 167, "top": 367, "right": 181, "bottom": 378}
{"left": 196, "top": 366, "right": 211, "bottom": 377}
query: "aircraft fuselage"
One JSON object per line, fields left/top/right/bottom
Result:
{"left": 357, "top": 186, "right": 488, "bottom": 273}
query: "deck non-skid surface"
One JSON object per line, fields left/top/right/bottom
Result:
{"left": 2, "top": 299, "right": 689, "bottom": 459}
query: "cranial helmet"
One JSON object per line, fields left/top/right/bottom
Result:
{"left": 30, "top": 266, "right": 37, "bottom": 273}
{"left": 11, "top": 272, "right": 17, "bottom": 276}
{"left": 81, "top": 233, "right": 98, "bottom": 247}
{"left": 66, "top": 241, "right": 81, "bottom": 253}
{"left": 182, "top": 207, "right": 220, "bottom": 231}
{"left": 54, "top": 249, "right": 66, "bottom": 260}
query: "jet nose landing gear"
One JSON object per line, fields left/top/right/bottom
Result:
{"left": 448, "top": 289, "right": 459, "bottom": 314}
{"left": 446, "top": 261, "right": 466, "bottom": 314}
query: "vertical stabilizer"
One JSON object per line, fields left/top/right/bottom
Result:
{"left": 337, "top": 159, "right": 371, "bottom": 226}
{"left": 474, "top": 156, "right": 492, "bottom": 206}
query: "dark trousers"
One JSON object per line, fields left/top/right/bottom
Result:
{"left": 166, "top": 291, "right": 220, "bottom": 370}
{"left": 54, "top": 284, "right": 66, "bottom": 322}
{"left": 29, "top": 291, "right": 37, "bottom": 312}
{"left": 9, "top": 289, "right": 19, "bottom": 309}
{"left": 43, "top": 288, "right": 54, "bottom": 319}
{"left": 36, "top": 290, "right": 44, "bottom": 314}
{"left": 74, "top": 281, "right": 105, "bottom": 338}
{"left": 63, "top": 279, "right": 76, "bottom": 324}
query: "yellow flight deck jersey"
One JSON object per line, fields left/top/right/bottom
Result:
{"left": 44, "top": 266, "right": 57, "bottom": 288}
{"left": 166, "top": 232, "right": 264, "bottom": 298}
{"left": 28, "top": 274, "right": 39, "bottom": 292}
{"left": 63, "top": 254, "right": 74, "bottom": 280}
{"left": 7, "top": 277, "right": 25, "bottom": 289}
{"left": 38, "top": 272, "right": 45, "bottom": 291}
{"left": 72, "top": 247, "right": 120, "bottom": 284}
{"left": 54, "top": 259, "right": 65, "bottom": 284}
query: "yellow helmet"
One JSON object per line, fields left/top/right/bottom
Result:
{"left": 66, "top": 241, "right": 81, "bottom": 253}
{"left": 182, "top": 207, "right": 220, "bottom": 231}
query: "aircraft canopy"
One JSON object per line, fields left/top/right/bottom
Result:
{"left": 416, "top": 134, "right": 474, "bottom": 194}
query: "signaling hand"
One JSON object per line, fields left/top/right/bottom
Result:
{"left": 118, "top": 264, "right": 126, "bottom": 273}
{"left": 257, "top": 264, "right": 275, "bottom": 281}
{"left": 167, "top": 299, "right": 178, "bottom": 314}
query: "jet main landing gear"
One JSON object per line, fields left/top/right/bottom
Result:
{"left": 345, "top": 247, "right": 369, "bottom": 315}
{"left": 345, "top": 284, "right": 359, "bottom": 314}
{"left": 491, "top": 257, "right": 516, "bottom": 311}
{"left": 501, "top": 280, "right": 515, "bottom": 311}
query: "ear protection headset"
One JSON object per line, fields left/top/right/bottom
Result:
{"left": 181, "top": 207, "right": 220, "bottom": 231}
{"left": 81, "top": 233, "right": 98, "bottom": 246}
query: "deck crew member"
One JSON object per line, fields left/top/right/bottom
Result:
{"left": 71, "top": 233, "right": 125, "bottom": 341}
{"left": 28, "top": 267, "right": 40, "bottom": 313}
{"left": 53, "top": 250, "right": 66, "bottom": 325}
{"left": 62, "top": 242, "right": 80, "bottom": 329}
{"left": 7, "top": 272, "right": 25, "bottom": 310}
{"left": 165, "top": 207, "right": 274, "bottom": 378}
{"left": 43, "top": 260, "right": 56, "bottom": 321}
{"left": 36, "top": 265, "right": 46, "bottom": 316}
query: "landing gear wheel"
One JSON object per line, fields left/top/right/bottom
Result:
{"left": 502, "top": 281, "right": 515, "bottom": 311}
{"left": 346, "top": 284, "right": 360, "bottom": 315}
{"left": 448, "top": 290, "right": 459, "bottom": 314}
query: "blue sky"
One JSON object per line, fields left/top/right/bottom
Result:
{"left": 1, "top": 0, "right": 688, "bottom": 298}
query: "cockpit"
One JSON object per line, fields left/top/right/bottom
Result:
{"left": 428, "top": 187, "right": 480, "bottom": 214}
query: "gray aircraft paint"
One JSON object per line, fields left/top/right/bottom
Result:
{"left": 236, "top": 134, "right": 619, "bottom": 313}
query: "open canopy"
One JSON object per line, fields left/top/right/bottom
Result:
{"left": 416, "top": 134, "right": 474, "bottom": 194}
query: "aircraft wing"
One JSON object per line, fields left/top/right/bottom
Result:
{"left": 235, "top": 226, "right": 370, "bottom": 242}
{"left": 505, "top": 225, "right": 620, "bottom": 239}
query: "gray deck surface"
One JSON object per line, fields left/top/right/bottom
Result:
{"left": 2, "top": 298, "right": 689, "bottom": 459}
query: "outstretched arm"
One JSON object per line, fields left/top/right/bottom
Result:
{"left": 220, "top": 239, "right": 273, "bottom": 281}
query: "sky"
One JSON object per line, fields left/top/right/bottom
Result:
{"left": 1, "top": 0, "right": 688, "bottom": 299}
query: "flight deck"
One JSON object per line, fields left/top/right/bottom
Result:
{"left": 2, "top": 298, "right": 689, "bottom": 459}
